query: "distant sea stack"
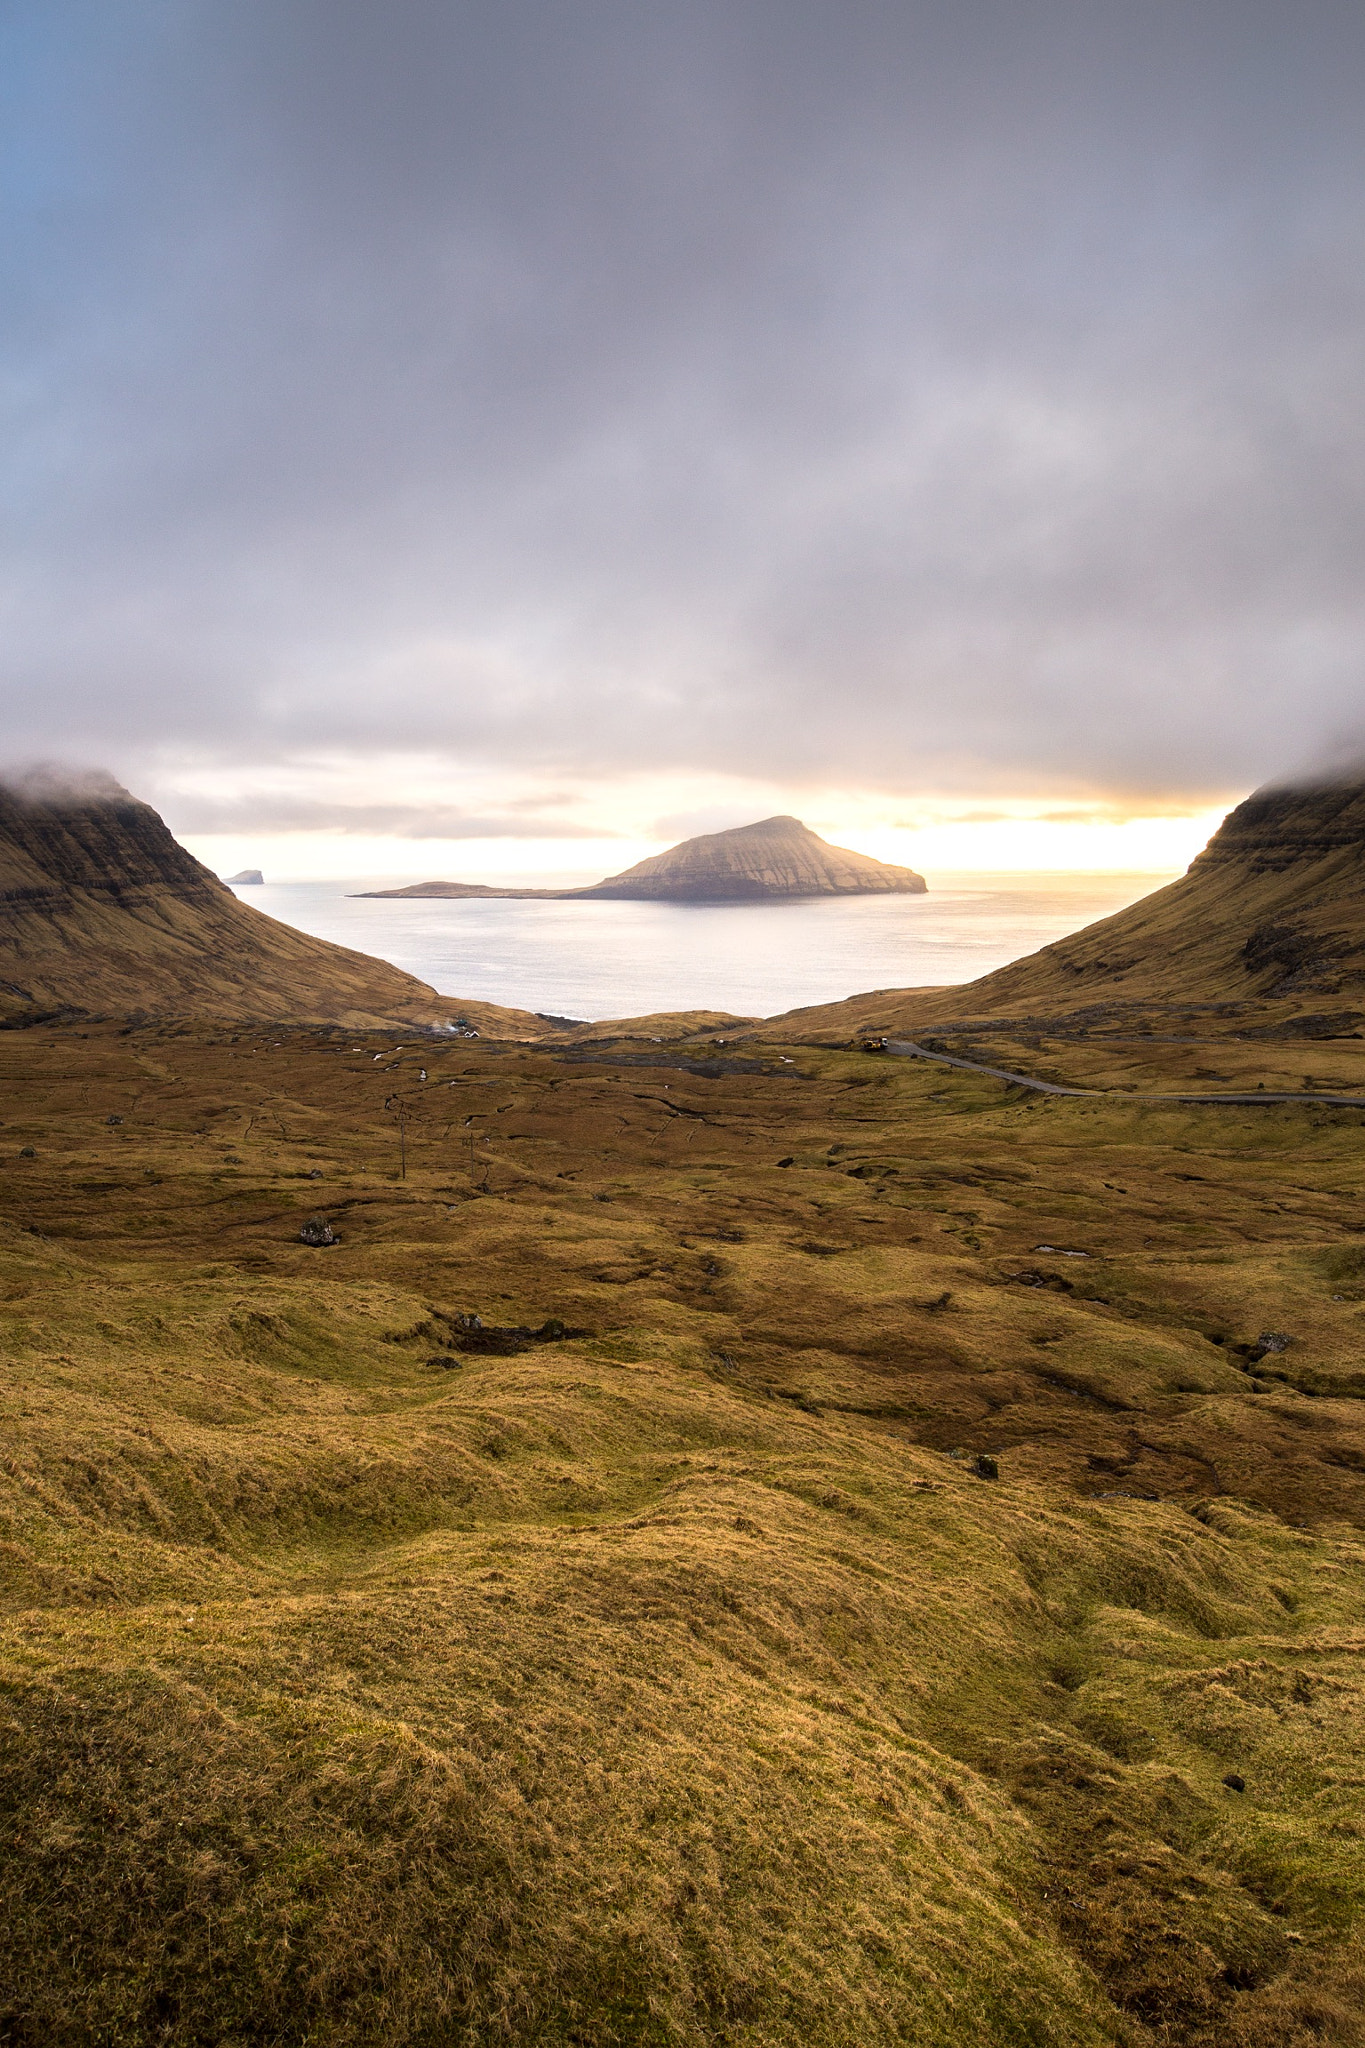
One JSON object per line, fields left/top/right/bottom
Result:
{"left": 358, "top": 816, "right": 926, "bottom": 903}
{"left": 225, "top": 868, "right": 264, "bottom": 885}
{"left": 583, "top": 816, "right": 926, "bottom": 901}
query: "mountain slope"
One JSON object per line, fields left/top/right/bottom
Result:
{"left": 583, "top": 815, "right": 926, "bottom": 900}
{"left": 0, "top": 770, "right": 547, "bottom": 1033}
{"left": 767, "top": 777, "right": 1365, "bottom": 1039}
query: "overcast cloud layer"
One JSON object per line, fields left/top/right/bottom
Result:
{"left": 2, "top": 1, "right": 1364, "bottom": 831}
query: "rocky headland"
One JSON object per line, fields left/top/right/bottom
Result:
{"left": 0, "top": 770, "right": 544, "bottom": 1034}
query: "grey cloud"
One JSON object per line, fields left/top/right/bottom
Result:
{"left": 648, "top": 804, "right": 785, "bottom": 841}
{"left": 160, "top": 796, "right": 617, "bottom": 840}
{"left": 3, "top": 2, "right": 1365, "bottom": 803}
{"left": 0, "top": 764, "right": 130, "bottom": 803}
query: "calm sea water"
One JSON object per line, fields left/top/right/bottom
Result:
{"left": 229, "top": 873, "right": 1172, "bottom": 1022}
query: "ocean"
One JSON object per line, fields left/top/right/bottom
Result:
{"left": 229, "top": 871, "right": 1173, "bottom": 1022}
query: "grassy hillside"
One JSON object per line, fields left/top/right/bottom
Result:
{"left": 0, "top": 773, "right": 548, "bottom": 1035}
{"left": 768, "top": 780, "right": 1365, "bottom": 1044}
{"left": 3, "top": 1018, "right": 1365, "bottom": 2043}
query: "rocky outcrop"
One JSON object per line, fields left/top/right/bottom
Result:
{"left": 0, "top": 769, "right": 224, "bottom": 913}
{"left": 1188, "top": 780, "right": 1365, "bottom": 875}
{"left": 0, "top": 770, "right": 549, "bottom": 1033}
{"left": 583, "top": 816, "right": 926, "bottom": 901}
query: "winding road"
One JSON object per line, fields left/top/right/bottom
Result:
{"left": 882, "top": 1039, "right": 1365, "bottom": 1109}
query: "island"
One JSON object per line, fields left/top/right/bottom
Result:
{"left": 354, "top": 814, "right": 927, "bottom": 902}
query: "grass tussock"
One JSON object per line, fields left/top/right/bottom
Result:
{"left": 3, "top": 1022, "right": 1365, "bottom": 2043}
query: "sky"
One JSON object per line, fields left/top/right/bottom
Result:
{"left": 2, "top": 1, "right": 1363, "bottom": 879}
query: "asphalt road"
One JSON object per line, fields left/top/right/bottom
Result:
{"left": 882, "top": 1039, "right": 1365, "bottom": 1108}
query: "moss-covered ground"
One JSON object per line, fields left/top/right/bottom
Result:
{"left": 3, "top": 1020, "right": 1365, "bottom": 2044}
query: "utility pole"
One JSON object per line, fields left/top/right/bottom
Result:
{"left": 385, "top": 1095, "right": 408, "bottom": 1180}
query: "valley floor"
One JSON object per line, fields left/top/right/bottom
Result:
{"left": 3, "top": 1018, "right": 1365, "bottom": 2044}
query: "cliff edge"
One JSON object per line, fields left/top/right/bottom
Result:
{"left": 0, "top": 769, "right": 547, "bottom": 1033}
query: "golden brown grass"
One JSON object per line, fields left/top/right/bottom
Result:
{"left": 764, "top": 781, "right": 1365, "bottom": 1041}
{"left": 2, "top": 1021, "right": 1365, "bottom": 2043}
